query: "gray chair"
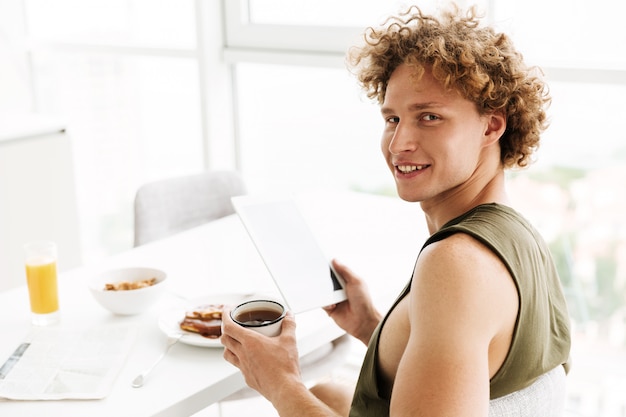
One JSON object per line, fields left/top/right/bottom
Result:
{"left": 133, "top": 170, "right": 246, "bottom": 247}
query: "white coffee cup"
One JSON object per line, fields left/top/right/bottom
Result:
{"left": 230, "top": 299, "right": 286, "bottom": 337}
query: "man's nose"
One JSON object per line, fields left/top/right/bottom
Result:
{"left": 388, "top": 123, "right": 418, "bottom": 155}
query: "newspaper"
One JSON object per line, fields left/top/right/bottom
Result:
{"left": 0, "top": 323, "right": 137, "bottom": 400}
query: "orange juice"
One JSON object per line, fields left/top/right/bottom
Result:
{"left": 25, "top": 258, "right": 59, "bottom": 314}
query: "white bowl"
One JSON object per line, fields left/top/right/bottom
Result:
{"left": 89, "top": 267, "right": 167, "bottom": 315}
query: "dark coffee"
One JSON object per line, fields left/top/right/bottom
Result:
{"left": 235, "top": 308, "right": 282, "bottom": 326}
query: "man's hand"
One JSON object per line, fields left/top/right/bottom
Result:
{"left": 323, "top": 259, "right": 382, "bottom": 345}
{"left": 221, "top": 309, "right": 302, "bottom": 402}
{"left": 221, "top": 308, "right": 347, "bottom": 417}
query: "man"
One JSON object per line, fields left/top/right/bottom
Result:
{"left": 221, "top": 5, "right": 571, "bottom": 416}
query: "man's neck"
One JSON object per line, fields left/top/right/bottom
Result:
{"left": 421, "top": 170, "right": 509, "bottom": 234}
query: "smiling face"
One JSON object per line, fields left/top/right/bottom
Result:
{"left": 381, "top": 64, "right": 505, "bottom": 210}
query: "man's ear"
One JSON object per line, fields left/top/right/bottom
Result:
{"left": 484, "top": 112, "right": 506, "bottom": 146}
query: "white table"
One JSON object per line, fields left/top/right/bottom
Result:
{"left": 0, "top": 191, "right": 426, "bottom": 417}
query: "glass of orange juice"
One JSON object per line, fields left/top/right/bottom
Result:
{"left": 24, "top": 241, "right": 60, "bottom": 325}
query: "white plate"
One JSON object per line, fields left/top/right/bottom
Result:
{"left": 158, "top": 293, "right": 260, "bottom": 348}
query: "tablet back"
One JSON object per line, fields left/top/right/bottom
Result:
{"left": 231, "top": 194, "right": 346, "bottom": 313}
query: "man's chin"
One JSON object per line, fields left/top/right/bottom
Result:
{"left": 396, "top": 190, "right": 421, "bottom": 203}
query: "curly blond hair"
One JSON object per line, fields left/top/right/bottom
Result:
{"left": 347, "top": 5, "right": 550, "bottom": 168}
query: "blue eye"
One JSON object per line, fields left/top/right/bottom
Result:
{"left": 422, "top": 114, "right": 440, "bottom": 121}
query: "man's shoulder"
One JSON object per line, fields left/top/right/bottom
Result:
{"left": 419, "top": 232, "right": 507, "bottom": 275}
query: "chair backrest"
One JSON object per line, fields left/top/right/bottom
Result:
{"left": 133, "top": 170, "right": 246, "bottom": 246}
{"left": 488, "top": 365, "right": 567, "bottom": 417}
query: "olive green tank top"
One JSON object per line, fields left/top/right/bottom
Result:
{"left": 349, "top": 203, "right": 571, "bottom": 417}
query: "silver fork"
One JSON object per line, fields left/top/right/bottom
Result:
{"left": 131, "top": 333, "right": 182, "bottom": 388}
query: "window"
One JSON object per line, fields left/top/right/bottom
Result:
{"left": 22, "top": 0, "right": 204, "bottom": 258}
{"left": 234, "top": 63, "right": 390, "bottom": 194}
{"left": 25, "top": 0, "right": 196, "bottom": 48}
{"left": 490, "top": 0, "right": 626, "bottom": 67}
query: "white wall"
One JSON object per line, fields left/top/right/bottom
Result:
{"left": 0, "top": 114, "right": 82, "bottom": 290}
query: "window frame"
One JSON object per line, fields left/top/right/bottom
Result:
{"left": 222, "top": 0, "right": 626, "bottom": 85}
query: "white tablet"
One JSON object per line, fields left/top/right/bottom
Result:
{"left": 231, "top": 194, "right": 346, "bottom": 314}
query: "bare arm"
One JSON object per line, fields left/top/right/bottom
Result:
{"left": 389, "top": 234, "right": 518, "bottom": 417}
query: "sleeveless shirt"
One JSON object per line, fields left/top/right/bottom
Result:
{"left": 349, "top": 203, "right": 571, "bottom": 417}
